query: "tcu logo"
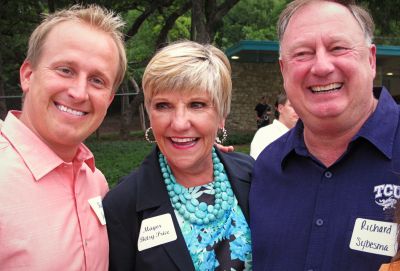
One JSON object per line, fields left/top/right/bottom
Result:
{"left": 374, "top": 184, "right": 400, "bottom": 210}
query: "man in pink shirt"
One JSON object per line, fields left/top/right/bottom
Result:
{"left": 0, "top": 5, "right": 126, "bottom": 270}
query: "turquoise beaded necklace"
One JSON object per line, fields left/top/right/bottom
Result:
{"left": 159, "top": 148, "right": 234, "bottom": 225}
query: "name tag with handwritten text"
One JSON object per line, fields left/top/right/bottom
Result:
{"left": 88, "top": 196, "right": 106, "bottom": 225}
{"left": 349, "top": 218, "right": 397, "bottom": 256}
{"left": 138, "top": 213, "right": 177, "bottom": 251}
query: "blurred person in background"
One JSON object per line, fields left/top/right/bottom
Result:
{"left": 250, "top": 92, "right": 298, "bottom": 159}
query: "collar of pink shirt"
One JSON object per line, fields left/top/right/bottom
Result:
{"left": 1, "top": 110, "right": 95, "bottom": 180}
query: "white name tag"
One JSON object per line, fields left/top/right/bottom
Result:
{"left": 88, "top": 196, "right": 106, "bottom": 225}
{"left": 349, "top": 218, "right": 397, "bottom": 256}
{"left": 138, "top": 213, "right": 177, "bottom": 251}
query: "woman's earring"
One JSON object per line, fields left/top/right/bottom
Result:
{"left": 215, "top": 127, "right": 227, "bottom": 144}
{"left": 145, "top": 127, "right": 156, "bottom": 143}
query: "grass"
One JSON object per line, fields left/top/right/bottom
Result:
{"left": 85, "top": 130, "right": 252, "bottom": 188}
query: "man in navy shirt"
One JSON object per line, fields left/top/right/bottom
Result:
{"left": 250, "top": 1, "right": 400, "bottom": 271}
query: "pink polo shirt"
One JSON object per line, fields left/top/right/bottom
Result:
{"left": 0, "top": 111, "right": 109, "bottom": 271}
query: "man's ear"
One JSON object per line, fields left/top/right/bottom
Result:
{"left": 107, "top": 92, "right": 115, "bottom": 106}
{"left": 20, "top": 61, "right": 33, "bottom": 94}
{"left": 369, "top": 44, "right": 377, "bottom": 79}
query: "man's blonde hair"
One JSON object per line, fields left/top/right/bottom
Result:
{"left": 26, "top": 4, "right": 127, "bottom": 91}
{"left": 142, "top": 40, "right": 232, "bottom": 119}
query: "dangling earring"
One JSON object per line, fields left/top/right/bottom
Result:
{"left": 215, "top": 127, "right": 227, "bottom": 144}
{"left": 145, "top": 127, "right": 156, "bottom": 143}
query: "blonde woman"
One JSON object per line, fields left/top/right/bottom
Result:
{"left": 103, "top": 41, "right": 254, "bottom": 271}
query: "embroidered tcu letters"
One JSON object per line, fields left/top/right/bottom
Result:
{"left": 374, "top": 184, "right": 400, "bottom": 210}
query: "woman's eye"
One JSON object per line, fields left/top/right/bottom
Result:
{"left": 190, "top": 102, "right": 206, "bottom": 109}
{"left": 155, "top": 102, "right": 170, "bottom": 110}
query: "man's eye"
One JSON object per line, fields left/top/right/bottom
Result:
{"left": 90, "top": 77, "right": 105, "bottom": 87}
{"left": 332, "top": 46, "right": 348, "bottom": 53}
{"left": 191, "top": 102, "right": 206, "bottom": 109}
{"left": 293, "top": 51, "right": 313, "bottom": 60}
{"left": 56, "top": 67, "right": 73, "bottom": 75}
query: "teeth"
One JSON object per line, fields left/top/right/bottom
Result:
{"left": 56, "top": 104, "right": 86, "bottom": 116}
{"left": 311, "top": 83, "right": 342, "bottom": 93}
{"left": 171, "top": 137, "right": 196, "bottom": 143}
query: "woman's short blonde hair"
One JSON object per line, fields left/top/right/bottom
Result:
{"left": 26, "top": 4, "right": 127, "bottom": 92}
{"left": 142, "top": 40, "right": 232, "bottom": 119}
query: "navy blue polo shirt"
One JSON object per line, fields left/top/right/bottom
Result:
{"left": 250, "top": 87, "right": 400, "bottom": 271}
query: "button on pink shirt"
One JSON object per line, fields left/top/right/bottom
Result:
{"left": 0, "top": 111, "right": 109, "bottom": 271}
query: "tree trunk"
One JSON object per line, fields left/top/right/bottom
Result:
{"left": 0, "top": 56, "right": 7, "bottom": 120}
{"left": 119, "top": 78, "right": 144, "bottom": 139}
{"left": 191, "top": 0, "right": 240, "bottom": 44}
{"left": 119, "top": 80, "right": 133, "bottom": 139}
{"left": 191, "top": 0, "right": 210, "bottom": 43}
{"left": 125, "top": 0, "right": 174, "bottom": 42}
{"left": 156, "top": 1, "right": 192, "bottom": 48}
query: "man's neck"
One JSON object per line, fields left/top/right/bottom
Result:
{"left": 303, "top": 99, "right": 378, "bottom": 167}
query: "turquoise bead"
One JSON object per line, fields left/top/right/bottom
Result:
{"left": 179, "top": 194, "right": 187, "bottom": 203}
{"left": 220, "top": 182, "right": 227, "bottom": 191}
{"left": 191, "top": 198, "right": 199, "bottom": 206}
{"left": 173, "top": 184, "right": 182, "bottom": 194}
{"left": 195, "top": 210, "right": 206, "bottom": 219}
{"left": 199, "top": 202, "right": 207, "bottom": 211}
{"left": 159, "top": 149, "right": 234, "bottom": 226}
{"left": 186, "top": 201, "right": 196, "bottom": 213}
{"left": 221, "top": 201, "right": 229, "bottom": 210}
{"left": 189, "top": 214, "right": 196, "bottom": 223}
{"left": 184, "top": 212, "right": 190, "bottom": 220}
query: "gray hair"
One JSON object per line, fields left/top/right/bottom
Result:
{"left": 277, "top": 0, "right": 375, "bottom": 47}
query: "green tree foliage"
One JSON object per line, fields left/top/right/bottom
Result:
{"left": 218, "top": 0, "right": 288, "bottom": 48}
{"left": 359, "top": 0, "right": 400, "bottom": 45}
